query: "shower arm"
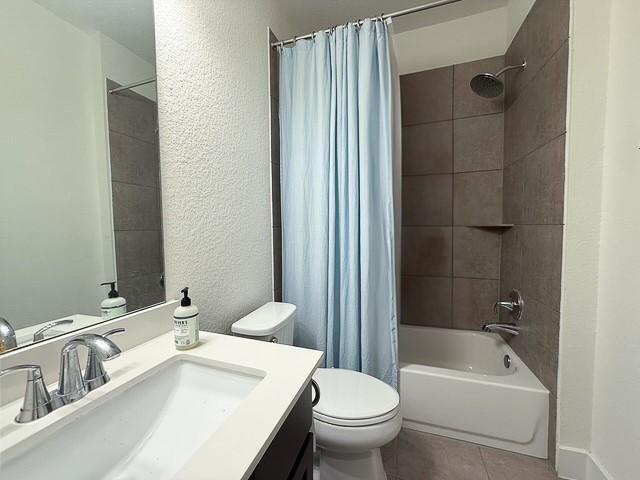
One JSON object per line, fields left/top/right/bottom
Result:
{"left": 494, "top": 61, "right": 527, "bottom": 78}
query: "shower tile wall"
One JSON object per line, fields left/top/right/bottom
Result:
{"left": 107, "top": 79, "right": 165, "bottom": 312}
{"left": 400, "top": 56, "right": 505, "bottom": 330}
{"left": 501, "top": 0, "right": 570, "bottom": 463}
{"left": 269, "top": 31, "right": 282, "bottom": 302}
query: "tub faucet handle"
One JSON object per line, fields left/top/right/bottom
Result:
{"left": 493, "top": 290, "right": 523, "bottom": 321}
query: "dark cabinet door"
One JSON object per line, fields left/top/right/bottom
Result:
{"left": 250, "top": 383, "right": 313, "bottom": 480}
{"left": 288, "top": 433, "right": 313, "bottom": 480}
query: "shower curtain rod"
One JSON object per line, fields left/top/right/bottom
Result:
{"left": 108, "top": 77, "right": 157, "bottom": 95}
{"left": 271, "top": 0, "right": 464, "bottom": 47}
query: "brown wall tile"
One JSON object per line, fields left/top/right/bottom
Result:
{"left": 109, "top": 131, "right": 159, "bottom": 187}
{"left": 403, "top": 121, "right": 453, "bottom": 175}
{"left": 502, "top": 162, "right": 524, "bottom": 224}
{"left": 454, "top": 113, "right": 504, "bottom": 173}
{"left": 401, "top": 66, "right": 453, "bottom": 125}
{"left": 505, "top": 42, "right": 569, "bottom": 164}
{"left": 521, "top": 135, "right": 566, "bottom": 225}
{"left": 453, "top": 171, "right": 503, "bottom": 225}
{"left": 453, "top": 227, "right": 501, "bottom": 279}
{"left": 403, "top": 175, "right": 452, "bottom": 226}
{"left": 520, "top": 225, "right": 563, "bottom": 311}
{"left": 524, "top": 0, "right": 570, "bottom": 86}
{"left": 452, "top": 278, "right": 499, "bottom": 330}
{"left": 118, "top": 273, "right": 164, "bottom": 312}
{"left": 271, "top": 162, "right": 281, "bottom": 227}
{"left": 273, "top": 226, "right": 282, "bottom": 301}
{"left": 402, "top": 227, "right": 452, "bottom": 276}
{"left": 399, "top": 55, "right": 509, "bottom": 332}
{"left": 401, "top": 276, "right": 452, "bottom": 327}
{"left": 504, "top": 19, "right": 529, "bottom": 109}
{"left": 453, "top": 56, "right": 505, "bottom": 119}
{"left": 499, "top": 227, "right": 523, "bottom": 310}
{"left": 112, "top": 182, "right": 161, "bottom": 231}
{"left": 106, "top": 80, "right": 157, "bottom": 144}
{"left": 270, "top": 30, "right": 282, "bottom": 302}
{"left": 114, "top": 230, "right": 163, "bottom": 279}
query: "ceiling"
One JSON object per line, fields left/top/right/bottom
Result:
{"left": 33, "top": 0, "right": 155, "bottom": 64}
{"left": 280, "top": 0, "right": 509, "bottom": 37}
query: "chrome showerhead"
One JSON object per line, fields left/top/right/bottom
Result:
{"left": 470, "top": 60, "right": 527, "bottom": 99}
{"left": 470, "top": 73, "right": 504, "bottom": 98}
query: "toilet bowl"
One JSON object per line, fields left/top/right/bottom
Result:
{"left": 232, "top": 302, "right": 401, "bottom": 480}
{"left": 312, "top": 368, "right": 401, "bottom": 480}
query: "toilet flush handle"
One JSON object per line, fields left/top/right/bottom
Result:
{"left": 311, "top": 379, "right": 321, "bottom": 407}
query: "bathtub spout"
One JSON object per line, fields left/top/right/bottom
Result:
{"left": 482, "top": 323, "right": 520, "bottom": 336}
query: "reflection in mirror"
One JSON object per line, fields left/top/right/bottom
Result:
{"left": 0, "top": 0, "right": 164, "bottom": 353}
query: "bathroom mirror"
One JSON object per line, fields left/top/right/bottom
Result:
{"left": 0, "top": 0, "right": 164, "bottom": 353}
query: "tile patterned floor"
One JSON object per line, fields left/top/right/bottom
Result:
{"left": 382, "top": 428, "right": 558, "bottom": 480}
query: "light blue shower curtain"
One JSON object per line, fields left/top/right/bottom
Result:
{"left": 279, "top": 20, "right": 399, "bottom": 388}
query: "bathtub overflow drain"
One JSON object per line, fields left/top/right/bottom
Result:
{"left": 503, "top": 354, "right": 512, "bottom": 369}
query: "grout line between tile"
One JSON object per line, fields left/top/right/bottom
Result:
{"left": 507, "top": 38, "right": 569, "bottom": 108}
{"left": 109, "top": 129, "right": 157, "bottom": 147}
{"left": 504, "top": 131, "right": 566, "bottom": 169}
{"left": 478, "top": 447, "right": 493, "bottom": 480}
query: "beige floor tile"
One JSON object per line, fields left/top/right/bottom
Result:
{"left": 480, "top": 447, "right": 558, "bottom": 480}
{"left": 397, "top": 429, "right": 489, "bottom": 480}
{"left": 381, "top": 438, "right": 398, "bottom": 477}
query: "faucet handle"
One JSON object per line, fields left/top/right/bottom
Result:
{"left": 84, "top": 329, "right": 125, "bottom": 392}
{"left": 0, "top": 365, "right": 56, "bottom": 423}
{"left": 58, "top": 333, "right": 122, "bottom": 403}
{"left": 103, "top": 327, "right": 125, "bottom": 338}
{"left": 493, "top": 290, "right": 524, "bottom": 321}
{"left": 33, "top": 319, "right": 74, "bottom": 342}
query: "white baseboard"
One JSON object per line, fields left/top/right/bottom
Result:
{"left": 558, "top": 446, "right": 614, "bottom": 480}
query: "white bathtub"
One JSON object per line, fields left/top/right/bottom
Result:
{"left": 399, "top": 325, "right": 549, "bottom": 458}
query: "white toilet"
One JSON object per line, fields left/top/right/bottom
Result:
{"left": 232, "top": 302, "right": 401, "bottom": 480}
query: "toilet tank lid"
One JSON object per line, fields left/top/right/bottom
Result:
{"left": 232, "top": 302, "right": 296, "bottom": 336}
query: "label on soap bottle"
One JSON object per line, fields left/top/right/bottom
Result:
{"left": 174, "top": 315, "right": 199, "bottom": 349}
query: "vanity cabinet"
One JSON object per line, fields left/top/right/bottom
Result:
{"left": 250, "top": 383, "right": 313, "bottom": 479}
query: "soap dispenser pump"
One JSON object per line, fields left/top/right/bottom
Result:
{"left": 100, "top": 281, "right": 127, "bottom": 320}
{"left": 174, "top": 287, "right": 199, "bottom": 350}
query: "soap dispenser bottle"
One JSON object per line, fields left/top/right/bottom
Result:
{"left": 100, "top": 281, "right": 127, "bottom": 320}
{"left": 174, "top": 287, "right": 199, "bottom": 350}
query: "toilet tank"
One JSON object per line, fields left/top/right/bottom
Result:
{"left": 231, "top": 302, "right": 296, "bottom": 345}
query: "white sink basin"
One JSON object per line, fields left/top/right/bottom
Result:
{"left": 1, "top": 359, "right": 262, "bottom": 479}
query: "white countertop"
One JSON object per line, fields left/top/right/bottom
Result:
{"left": 0, "top": 331, "right": 323, "bottom": 479}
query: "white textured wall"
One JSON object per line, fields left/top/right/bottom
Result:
{"left": 393, "top": 7, "right": 508, "bottom": 74}
{"left": 558, "top": 0, "right": 611, "bottom": 452}
{"left": 561, "top": 2, "right": 640, "bottom": 478}
{"left": 590, "top": 0, "right": 640, "bottom": 477}
{"left": 154, "top": 0, "right": 295, "bottom": 333}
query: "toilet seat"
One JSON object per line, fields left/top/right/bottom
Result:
{"left": 312, "top": 368, "right": 400, "bottom": 427}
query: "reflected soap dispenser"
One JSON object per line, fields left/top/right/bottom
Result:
{"left": 174, "top": 287, "right": 199, "bottom": 350}
{"left": 100, "top": 281, "right": 127, "bottom": 320}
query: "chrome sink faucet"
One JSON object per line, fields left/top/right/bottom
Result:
{"left": 0, "top": 317, "right": 17, "bottom": 352}
{"left": 57, "top": 331, "right": 123, "bottom": 404}
{"left": 33, "top": 319, "right": 74, "bottom": 342}
{"left": 482, "top": 290, "right": 524, "bottom": 336}
{"left": 0, "top": 330, "right": 125, "bottom": 423}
